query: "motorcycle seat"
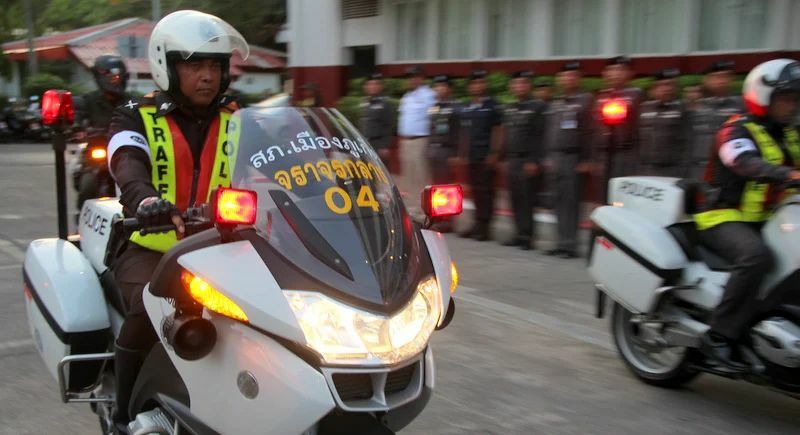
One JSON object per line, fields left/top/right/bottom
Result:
{"left": 667, "top": 223, "right": 734, "bottom": 272}
{"left": 99, "top": 270, "right": 127, "bottom": 316}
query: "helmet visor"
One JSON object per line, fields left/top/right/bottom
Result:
{"left": 164, "top": 15, "right": 250, "bottom": 61}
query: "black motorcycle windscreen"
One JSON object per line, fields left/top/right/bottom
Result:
{"left": 228, "top": 107, "right": 426, "bottom": 313}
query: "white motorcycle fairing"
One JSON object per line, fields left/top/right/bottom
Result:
{"left": 23, "top": 238, "right": 110, "bottom": 385}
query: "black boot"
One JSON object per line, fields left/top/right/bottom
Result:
{"left": 114, "top": 343, "right": 147, "bottom": 429}
{"left": 699, "top": 331, "right": 748, "bottom": 373}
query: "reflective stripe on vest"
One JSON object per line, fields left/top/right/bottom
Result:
{"left": 695, "top": 122, "right": 800, "bottom": 230}
{"left": 129, "top": 107, "right": 235, "bottom": 253}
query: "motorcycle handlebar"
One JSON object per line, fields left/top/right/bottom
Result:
{"left": 121, "top": 205, "right": 210, "bottom": 236}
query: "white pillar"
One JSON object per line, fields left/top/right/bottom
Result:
{"left": 602, "top": 0, "right": 621, "bottom": 55}
{"left": 790, "top": 0, "right": 800, "bottom": 50}
{"left": 683, "top": 0, "right": 701, "bottom": 53}
{"left": 766, "top": 0, "right": 792, "bottom": 50}
{"left": 426, "top": 0, "right": 440, "bottom": 60}
{"left": 473, "top": 0, "right": 488, "bottom": 59}
{"left": 378, "top": 0, "right": 395, "bottom": 64}
{"left": 530, "top": 0, "right": 554, "bottom": 58}
{"left": 288, "top": 0, "right": 343, "bottom": 67}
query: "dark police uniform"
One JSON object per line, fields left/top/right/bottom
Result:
{"left": 638, "top": 98, "right": 688, "bottom": 177}
{"left": 687, "top": 95, "right": 744, "bottom": 179}
{"left": 548, "top": 90, "right": 594, "bottom": 255}
{"left": 359, "top": 94, "right": 396, "bottom": 165}
{"left": 460, "top": 96, "right": 502, "bottom": 238}
{"left": 427, "top": 96, "right": 460, "bottom": 185}
{"left": 503, "top": 96, "right": 547, "bottom": 248}
{"left": 74, "top": 89, "right": 130, "bottom": 131}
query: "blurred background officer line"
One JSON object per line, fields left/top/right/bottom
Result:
{"left": 426, "top": 74, "right": 461, "bottom": 233}
{"left": 360, "top": 72, "right": 397, "bottom": 167}
{"left": 500, "top": 70, "right": 547, "bottom": 250}
{"left": 458, "top": 70, "right": 502, "bottom": 242}
{"left": 687, "top": 60, "right": 744, "bottom": 180}
{"left": 398, "top": 65, "right": 436, "bottom": 217}
{"left": 596, "top": 55, "right": 644, "bottom": 201}
{"left": 638, "top": 68, "right": 688, "bottom": 178}
{"left": 545, "top": 62, "right": 594, "bottom": 259}
{"left": 536, "top": 78, "right": 558, "bottom": 211}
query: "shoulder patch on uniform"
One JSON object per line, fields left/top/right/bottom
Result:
{"left": 719, "top": 138, "right": 757, "bottom": 167}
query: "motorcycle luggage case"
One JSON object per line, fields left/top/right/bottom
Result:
{"left": 589, "top": 206, "right": 688, "bottom": 313}
{"left": 23, "top": 238, "right": 110, "bottom": 391}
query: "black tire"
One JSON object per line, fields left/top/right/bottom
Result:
{"left": 611, "top": 303, "right": 700, "bottom": 388}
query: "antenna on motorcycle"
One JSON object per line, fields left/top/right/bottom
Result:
{"left": 41, "top": 90, "right": 75, "bottom": 240}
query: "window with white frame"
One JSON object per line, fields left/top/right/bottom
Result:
{"left": 438, "top": 0, "right": 473, "bottom": 59}
{"left": 620, "top": 0, "right": 683, "bottom": 54}
{"left": 698, "top": 0, "right": 767, "bottom": 51}
{"left": 552, "top": 0, "right": 603, "bottom": 56}
{"left": 395, "top": 1, "right": 428, "bottom": 60}
{"left": 487, "top": 0, "right": 529, "bottom": 58}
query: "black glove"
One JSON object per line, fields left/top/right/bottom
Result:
{"left": 136, "top": 197, "right": 179, "bottom": 233}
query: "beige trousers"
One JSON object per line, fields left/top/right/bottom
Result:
{"left": 398, "top": 137, "right": 430, "bottom": 215}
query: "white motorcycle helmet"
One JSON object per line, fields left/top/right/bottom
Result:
{"left": 742, "top": 58, "right": 800, "bottom": 118}
{"left": 148, "top": 10, "right": 250, "bottom": 95}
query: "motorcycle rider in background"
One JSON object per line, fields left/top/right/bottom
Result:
{"left": 105, "top": 11, "right": 246, "bottom": 429}
{"left": 73, "top": 55, "right": 131, "bottom": 209}
{"left": 694, "top": 59, "right": 800, "bottom": 373}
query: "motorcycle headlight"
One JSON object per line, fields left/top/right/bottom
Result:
{"left": 284, "top": 276, "right": 441, "bottom": 366}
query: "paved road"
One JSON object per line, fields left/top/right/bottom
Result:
{"left": 0, "top": 143, "right": 798, "bottom": 434}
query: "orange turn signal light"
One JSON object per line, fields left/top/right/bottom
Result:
{"left": 181, "top": 271, "right": 248, "bottom": 323}
{"left": 214, "top": 187, "right": 257, "bottom": 225}
{"left": 90, "top": 148, "right": 107, "bottom": 160}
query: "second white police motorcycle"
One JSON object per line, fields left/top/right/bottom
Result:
{"left": 589, "top": 176, "right": 800, "bottom": 395}
{"left": 23, "top": 107, "right": 461, "bottom": 434}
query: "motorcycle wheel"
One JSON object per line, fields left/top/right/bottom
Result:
{"left": 611, "top": 303, "right": 699, "bottom": 388}
{"left": 77, "top": 171, "right": 100, "bottom": 211}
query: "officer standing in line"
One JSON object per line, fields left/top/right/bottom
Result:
{"left": 638, "top": 68, "right": 688, "bottom": 178}
{"left": 596, "top": 56, "right": 644, "bottom": 201}
{"left": 426, "top": 74, "right": 461, "bottom": 232}
{"left": 458, "top": 70, "right": 502, "bottom": 241}
{"left": 545, "top": 62, "right": 594, "bottom": 259}
{"left": 360, "top": 72, "right": 397, "bottom": 166}
{"left": 500, "top": 70, "right": 547, "bottom": 250}
{"left": 534, "top": 78, "right": 557, "bottom": 209}
{"left": 687, "top": 60, "right": 744, "bottom": 180}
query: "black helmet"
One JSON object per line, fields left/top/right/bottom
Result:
{"left": 92, "top": 55, "right": 129, "bottom": 96}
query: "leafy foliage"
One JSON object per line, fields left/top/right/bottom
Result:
{"left": 22, "top": 72, "right": 69, "bottom": 97}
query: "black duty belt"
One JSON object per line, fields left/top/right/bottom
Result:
{"left": 401, "top": 135, "right": 428, "bottom": 140}
{"left": 506, "top": 152, "right": 530, "bottom": 158}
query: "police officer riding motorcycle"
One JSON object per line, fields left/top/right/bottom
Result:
{"left": 694, "top": 58, "right": 800, "bottom": 373}
{"left": 105, "top": 10, "right": 247, "bottom": 430}
{"left": 73, "top": 55, "right": 131, "bottom": 210}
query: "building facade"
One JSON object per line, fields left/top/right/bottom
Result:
{"left": 288, "top": 0, "right": 800, "bottom": 105}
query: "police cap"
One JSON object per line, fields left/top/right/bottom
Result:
{"left": 469, "top": 69, "right": 488, "bottom": 81}
{"left": 608, "top": 55, "right": 632, "bottom": 66}
{"left": 706, "top": 60, "right": 735, "bottom": 74}
{"left": 367, "top": 72, "right": 383, "bottom": 81}
{"left": 511, "top": 70, "right": 534, "bottom": 79}
{"left": 534, "top": 78, "right": 554, "bottom": 88}
{"left": 654, "top": 68, "right": 680, "bottom": 81}
{"left": 561, "top": 61, "right": 581, "bottom": 72}
{"left": 433, "top": 74, "right": 451, "bottom": 85}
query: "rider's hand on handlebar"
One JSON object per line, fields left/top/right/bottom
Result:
{"left": 789, "top": 170, "right": 800, "bottom": 181}
{"left": 136, "top": 197, "right": 185, "bottom": 238}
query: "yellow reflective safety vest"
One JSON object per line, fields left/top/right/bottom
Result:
{"left": 694, "top": 122, "right": 800, "bottom": 230}
{"left": 129, "top": 104, "right": 240, "bottom": 252}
